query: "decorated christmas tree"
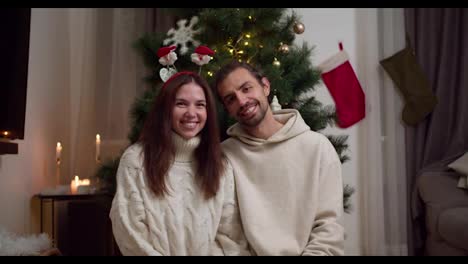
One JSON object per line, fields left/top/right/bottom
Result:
{"left": 96, "top": 8, "right": 354, "bottom": 212}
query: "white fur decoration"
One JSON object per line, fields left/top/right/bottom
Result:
{"left": 0, "top": 227, "right": 51, "bottom": 256}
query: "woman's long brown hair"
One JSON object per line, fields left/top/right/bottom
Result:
{"left": 139, "top": 72, "right": 225, "bottom": 199}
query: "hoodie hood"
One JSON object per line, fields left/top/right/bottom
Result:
{"left": 226, "top": 109, "right": 310, "bottom": 146}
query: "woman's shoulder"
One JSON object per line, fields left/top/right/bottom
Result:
{"left": 223, "top": 156, "right": 234, "bottom": 171}
{"left": 120, "top": 143, "right": 144, "bottom": 169}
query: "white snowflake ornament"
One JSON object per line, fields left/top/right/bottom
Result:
{"left": 163, "top": 16, "right": 201, "bottom": 55}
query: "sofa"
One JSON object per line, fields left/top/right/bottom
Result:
{"left": 416, "top": 156, "right": 468, "bottom": 255}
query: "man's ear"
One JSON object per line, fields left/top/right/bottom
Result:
{"left": 261, "top": 77, "right": 271, "bottom": 97}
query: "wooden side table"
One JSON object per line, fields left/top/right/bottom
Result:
{"left": 34, "top": 193, "right": 108, "bottom": 247}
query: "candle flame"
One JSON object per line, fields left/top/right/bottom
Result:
{"left": 81, "top": 179, "right": 90, "bottom": 185}
{"left": 70, "top": 176, "right": 91, "bottom": 194}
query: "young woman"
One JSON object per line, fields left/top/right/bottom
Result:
{"left": 110, "top": 72, "right": 250, "bottom": 256}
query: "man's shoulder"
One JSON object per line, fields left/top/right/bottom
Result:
{"left": 296, "top": 129, "right": 330, "bottom": 145}
{"left": 221, "top": 137, "right": 240, "bottom": 148}
{"left": 297, "top": 130, "right": 340, "bottom": 159}
{"left": 221, "top": 137, "right": 246, "bottom": 162}
{"left": 304, "top": 131, "right": 341, "bottom": 164}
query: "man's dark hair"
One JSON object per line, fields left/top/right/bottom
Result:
{"left": 213, "top": 60, "right": 265, "bottom": 100}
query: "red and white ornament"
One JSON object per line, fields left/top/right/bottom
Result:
{"left": 191, "top": 46, "right": 215, "bottom": 66}
{"left": 157, "top": 45, "right": 178, "bottom": 66}
{"left": 157, "top": 45, "right": 178, "bottom": 82}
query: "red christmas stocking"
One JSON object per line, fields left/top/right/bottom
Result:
{"left": 318, "top": 43, "right": 366, "bottom": 128}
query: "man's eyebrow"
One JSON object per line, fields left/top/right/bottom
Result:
{"left": 222, "top": 81, "right": 251, "bottom": 102}
{"left": 238, "top": 81, "right": 250, "bottom": 90}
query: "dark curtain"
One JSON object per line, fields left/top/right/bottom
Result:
{"left": 144, "top": 8, "right": 176, "bottom": 33}
{"left": 405, "top": 8, "right": 468, "bottom": 255}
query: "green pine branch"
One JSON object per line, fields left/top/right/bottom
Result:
{"left": 127, "top": 87, "right": 159, "bottom": 144}
{"left": 94, "top": 157, "right": 121, "bottom": 195}
{"left": 343, "top": 184, "right": 355, "bottom": 213}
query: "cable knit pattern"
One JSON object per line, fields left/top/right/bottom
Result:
{"left": 110, "top": 133, "right": 250, "bottom": 256}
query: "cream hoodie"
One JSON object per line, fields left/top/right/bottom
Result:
{"left": 222, "top": 109, "right": 344, "bottom": 256}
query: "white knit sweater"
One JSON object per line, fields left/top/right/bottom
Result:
{"left": 222, "top": 109, "right": 345, "bottom": 256}
{"left": 110, "top": 133, "right": 250, "bottom": 256}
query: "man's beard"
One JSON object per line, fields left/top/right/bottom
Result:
{"left": 238, "top": 100, "right": 268, "bottom": 128}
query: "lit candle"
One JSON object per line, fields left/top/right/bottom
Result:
{"left": 70, "top": 175, "right": 80, "bottom": 194}
{"left": 81, "top": 179, "right": 90, "bottom": 186}
{"left": 96, "top": 134, "right": 101, "bottom": 163}
{"left": 56, "top": 142, "right": 62, "bottom": 164}
{"left": 70, "top": 177, "right": 92, "bottom": 194}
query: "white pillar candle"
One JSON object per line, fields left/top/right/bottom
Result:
{"left": 56, "top": 142, "right": 62, "bottom": 164}
{"left": 96, "top": 134, "right": 101, "bottom": 163}
{"left": 70, "top": 175, "right": 80, "bottom": 194}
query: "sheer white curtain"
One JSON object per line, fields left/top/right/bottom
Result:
{"left": 378, "top": 8, "right": 408, "bottom": 256}
{"left": 355, "top": 8, "right": 407, "bottom": 255}
{"left": 66, "top": 8, "right": 147, "bottom": 182}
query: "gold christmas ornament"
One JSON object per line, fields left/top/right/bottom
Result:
{"left": 279, "top": 43, "right": 289, "bottom": 54}
{"left": 293, "top": 22, "right": 305, "bottom": 34}
{"left": 273, "top": 58, "right": 281, "bottom": 67}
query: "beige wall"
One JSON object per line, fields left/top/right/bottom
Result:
{"left": 0, "top": 9, "right": 70, "bottom": 235}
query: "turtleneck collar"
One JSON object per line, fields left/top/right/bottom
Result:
{"left": 172, "top": 132, "right": 200, "bottom": 162}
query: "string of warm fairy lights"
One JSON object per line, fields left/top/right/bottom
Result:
{"left": 223, "top": 13, "right": 305, "bottom": 67}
